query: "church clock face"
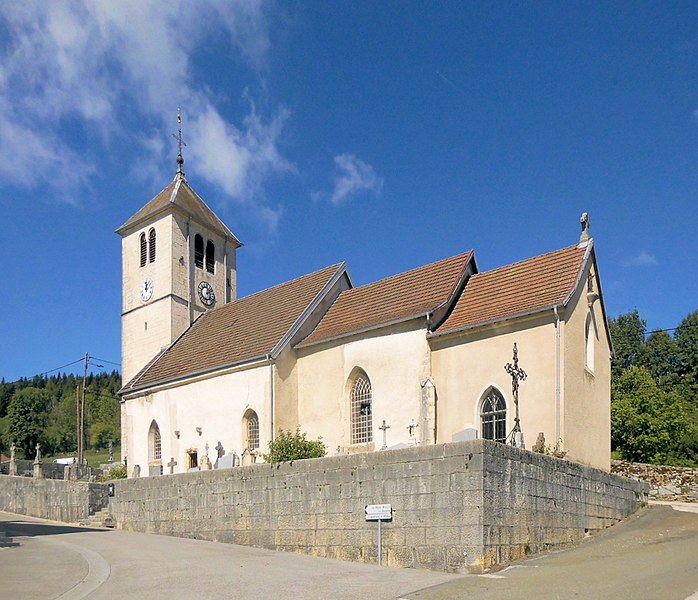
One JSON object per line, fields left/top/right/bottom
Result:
{"left": 140, "top": 279, "right": 153, "bottom": 302}
{"left": 198, "top": 281, "right": 215, "bottom": 306}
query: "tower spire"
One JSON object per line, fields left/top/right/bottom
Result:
{"left": 173, "top": 108, "right": 187, "bottom": 178}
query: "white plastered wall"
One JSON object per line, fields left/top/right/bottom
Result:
{"left": 296, "top": 321, "right": 432, "bottom": 453}
{"left": 561, "top": 257, "right": 611, "bottom": 470}
{"left": 122, "top": 363, "right": 271, "bottom": 474}
{"left": 430, "top": 314, "right": 559, "bottom": 457}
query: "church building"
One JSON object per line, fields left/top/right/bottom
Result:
{"left": 117, "top": 165, "right": 612, "bottom": 475}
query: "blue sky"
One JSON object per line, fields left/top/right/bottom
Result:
{"left": 0, "top": 1, "right": 696, "bottom": 382}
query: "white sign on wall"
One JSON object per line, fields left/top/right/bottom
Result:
{"left": 365, "top": 503, "right": 392, "bottom": 521}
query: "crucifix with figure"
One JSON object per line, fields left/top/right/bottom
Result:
{"left": 504, "top": 342, "right": 527, "bottom": 448}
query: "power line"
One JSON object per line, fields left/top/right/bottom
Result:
{"left": 640, "top": 322, "right": 698, "bottom": 337}
{"left": 90, "top": 357, "right": 121, "bottom": 367}
{"left": 37, "top": 358, "right": 84, "bottom": 377}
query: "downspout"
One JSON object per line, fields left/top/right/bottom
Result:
{"left": 269, "top": 356, "right": 275, "bottom": 442}
{"left": 553, "top": 305, "right": 561, "bottom": 449}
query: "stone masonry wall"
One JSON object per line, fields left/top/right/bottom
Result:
{"left": 481, "top": 444, "right": 645, "bottom": 568}
{"left": 108, "top": 440, "right": 646, "bottom": 573}
{"left": 0, "top": 475, "right": 108, "bottom": 522}
{"left": 611, "top": 460, "right": 698, "bottom": 502}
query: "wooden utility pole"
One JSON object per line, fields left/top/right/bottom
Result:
{"left": 76, "top": 352, "right": 89, "bottom": 465}
{"left": 76, "top": 383, "right": 82, "bottom": 464}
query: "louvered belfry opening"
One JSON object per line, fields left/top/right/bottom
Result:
{"left": 139, "top": 233, "right": 147, "bottom": 267}
{"left": 194, "top": 234, "right": 204, "bottom": 269}
{"left": 205, "top": 240, "right": 215, "bottom": 274}
{"left": 148, "top": 228, "right": 156, "bottom": 263}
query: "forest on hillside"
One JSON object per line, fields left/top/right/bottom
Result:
{"left": 0, "top": 309, "right": 696, "bottom": 465}
{"left": 0, "top": 371, "right": 121, "bottom": 459}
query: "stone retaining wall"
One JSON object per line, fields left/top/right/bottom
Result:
{"left": 108, "top": 440, "right": 646, "bottom": 573}
{"left": 0, "top": 475, "right": 108, "bottom": 522}
{"left": 611, "top": 460, "right": 698, "bottom": 502}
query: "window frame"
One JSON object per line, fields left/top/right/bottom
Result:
{"left": 148, "top": 420, "right": 162, "bottom": 463}
{"left": 585, "top": 312, "right": 595, "bottom": 373}
{"left": 243, "top": 409, "right": 260, "bottom": 452}
{"left": 480, "top": 388, "right": 507, "bottom": 444}
{"left": 350, "top": 371, "right": 373, "bottom": 445}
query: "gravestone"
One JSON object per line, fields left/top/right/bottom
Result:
{"left": 200, "top": 455, "right": 212, "bottom": 470}
{"left": 452, "top": 428, "right": 478, "bottom": 442}
{"left": 9, "top": 444, "right": 16, "bottom": 476}
{"left": 149, "top": 464, "right": 163, "bottom": 477}
{"left": 240, "top": 448, "right": 251, "bottom": 466}
{"left": 33, "top": 443, "right": 43, "bottom": 479}
{"left": 216, "top": 453, "right": 236, "bottom": 470}
{"left": 388, "top": 442, "right": 410, "bottom": 450}
{"left": 132, "top": 464, "right": 141, "bottom": 478}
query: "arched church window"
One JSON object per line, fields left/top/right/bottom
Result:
{"left": 205, "top": 240, "right": 215, "bottom": 274}
{"left": 480, "top": 388, "right": 506, "bottom": 443}
{"left": 244, "top": 409, "right": 260, "bottom": 451}
{"left": 194, "top": 234, "right": 204, "bottom": 269}
{"left": 350, "top": 371, "right": 373, "bottom": 445}
{"left": 148, "top": 420, "right": 162, "bottom": 462}
{"left": 585, "top": 313, "right": 595, "bottom": 372}
{"left": 139, "top": 233, "right": 147, "bottom": 267}
{"left": 148, "top": 228, "right": 156, "bottom": 263}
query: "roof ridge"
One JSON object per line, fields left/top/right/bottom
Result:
{"left": 176, "top": 177, "right": 240, "bottom": 243}
{"left": 474, "top": 243, "right": 581, "bottom": 277}
{"left": 346, "top": 251, "right": 473, "bottom": 293}
{"left": 238, "top": 262, "right": 346, "bottom": 303}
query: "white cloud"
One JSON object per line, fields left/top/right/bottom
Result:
{"left": 325, "top": 154, "right": 384, "bottom": 205}
{"left": 189, "top": 101, "right": 292, "bottom": 202}
{"left": 0, "top": 0, "right": 287, "bottom": 224}
{"left": 623, "top": 252, "right": 658, "bottom": 267}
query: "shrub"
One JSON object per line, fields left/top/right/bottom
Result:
{"left": 98, "top": 464, "right": 127, "bottom": 481}
{"left": 264, "top": 427, "right": 326, "bottom": 462}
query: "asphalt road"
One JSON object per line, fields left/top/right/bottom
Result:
{"left": 1, "top": 502, "right": 697, "bottom": 600}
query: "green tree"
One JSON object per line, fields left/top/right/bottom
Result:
{"left": 43, "top": 392, "right": 78, "bottom": 455}
{"left": 264, "top": 428, "right": 327, "bottom": 462}
{"left": 675, "top": 310, "right": 698, "bottom": 399}
{"left": 611, "top": 366, "right": 696, "bottom": 465}
{"left": 639, "top": 330, "right": 681, "bottom": 386}
{"left": 609, "top": 309, "right": 646, "bottom": 378}
{"left": 5, "top": 387, "right": 50, "bottom": 458}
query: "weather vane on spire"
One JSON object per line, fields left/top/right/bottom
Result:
{"left": 173, "top": 108, "right": 187, "bottom": 178}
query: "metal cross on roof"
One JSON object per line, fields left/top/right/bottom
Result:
{"left": 504, "top": 342, "right": 527, "bottom": 447}
{"left": 173, "top": 108, "right": 187, "bottom": 177}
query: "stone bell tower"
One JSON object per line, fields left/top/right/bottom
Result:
{"left": 116, "top": 141, "right": 242, "bottom": 385}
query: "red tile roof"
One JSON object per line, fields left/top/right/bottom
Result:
{"left": 116, "top": 175, "right": 242, "bottom": 245}
{"left": 434, "top": 243, "right": 589, "bottom": 336}
{"left": 122, "top": 263, "right": 345, "bottom": 392}
{"left": 297, "top": 251, "right": 474, "bottom": 347}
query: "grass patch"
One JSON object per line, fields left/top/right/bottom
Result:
{"left": 47, "top": 446, "right": 121, "bottom": 469}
